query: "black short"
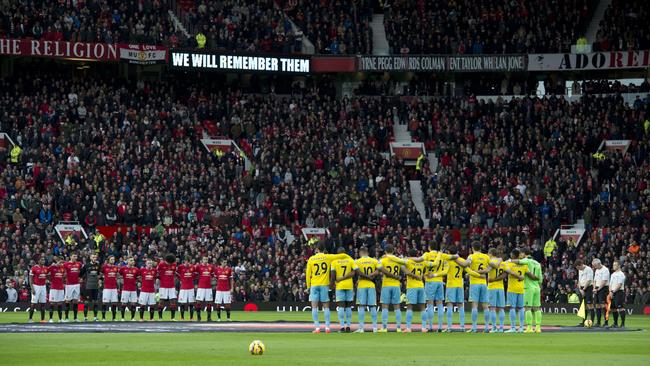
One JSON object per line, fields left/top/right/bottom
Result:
{"left": 580, "top": 286, "right": 593, "bottom": 304}
{"left": 612, "top": 290, "right": 625, "bottom": 309}
{"left": 82, "top": 288, "right": 100, "bottom": 301}
{"left": 595, "top": 286, "right": 609, "bottom": 304}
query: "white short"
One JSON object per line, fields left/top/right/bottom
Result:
{"left": 49, "top": 289, "right": 65, "bottom": 303}
{"left": 178, "top": 289, "right": 195, "bottom": 304}
{"left": 65, "top": 284, "right": 81, "bottom": 301}
{"left": 196, "top": 288, "right": 213, "bottom": 302}
{"left": 121, "top": 290, "right": 138, "bottom": 304}
{"left": 31, "top": 285, "right": 47, "bottom": 304}
{"left": 139, "top": 292, "right": 156, "bottom": 306}
{"left": 158, "top": 287, "right": 177, "bottom": 300}
{"left": 102, "top": 289, "right": 119, "bottom": 303}
{"left": 215, "top": 291, "right": 232, "bottom": 304}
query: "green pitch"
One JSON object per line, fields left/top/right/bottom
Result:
{"left": 0, "top": 312, "right": 648, "bottom": 366}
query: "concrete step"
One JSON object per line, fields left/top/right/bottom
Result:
{"left": 370, "top": 14, "right": 390, "bottom": 55}
{"left": 409, "top": 180, "right": 429, "bottom": 228}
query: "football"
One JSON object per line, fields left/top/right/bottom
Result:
{"left": 249, "top": 340, "right": 266, "bottom": 355}
{"left": 584, "top": 319, "right": 593, "bottom": 328}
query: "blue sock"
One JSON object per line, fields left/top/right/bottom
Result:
{"left": 382, "top": 308, "right": 388, "bottom": 328}
{"left": 509, "top": 308, "right": 516, "bottom": 328}
{"left": 459, "top": 305, "right": 465, "bottom": 329}
{"left": 471, "top": 307, "right": 478, "bottom": 330}
{"left": 406, "top": 309, "right": 413, "bottom": 330}
{"left": 436, "top": 303, "right": 444, "bottom": 330}
{"left": 337, "top": 307, "right": 345, "bottom": 328}
{"left": 346, "top": 307, "right": 352, "bottom": 327}
{"left": 425, "top": 304, "right": 433, "bottom": 329}
{"left": 358, "top": 307, "right": 366, "bottom": 330}
{"left": 446, "top": 305, "right": 453, "bottom": 329}
{"left": 395, "top": 309, "right": 402, "bottom": 328}
{"left": 324, "top": 308, "right": 331, "bottom": 328}
{"left": 421, "top": 310, "right": 427, "bottom": 329}
{"left": 518, "top": 308, "right": 525, "bottom": 330}
{"left": 312, "top": 308, "right": 319, "bottom": 328}
{"left": 498, "top": 309, "right": 505, "bottom": 330}
{"left": 483, "top": 310, "right": 490, "bottom": 331}
{"left": 490, "top": 310, "right": 497, "bottom": 329}
{"left": 371, "top": 307, "right": 378, "bottom": 329}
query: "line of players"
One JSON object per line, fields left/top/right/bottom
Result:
{"left": 306, "top": 242, "right": 544, "bottom": 333}
{"left": 28, "top": 253, "right": 235, "bottom": 323}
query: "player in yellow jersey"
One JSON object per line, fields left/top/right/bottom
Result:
{"left": 305, "top": 243, "right": 352, "bottom": 333}
{"left": 422, "top": 243, "right": 457, "bottom": 332}
{"left": 354, "top": 246, "right": 381, "bottom": 333}
{"left": 504, "top": 248, "right": 537, "bottom": 333}
{"left": 487, "top": 248, "right": 507, "bottom": 332}
{"left": 331, "top": 247, "right": 357, "bottom": 333}
{"left": 402, "top": 248, "right": 434, "bottom": 332}
{"left": 457, "top": 242, "right": 492, "bottom": 332}
{"left": 378, "top": 245, "right": 408, "bottom": 332}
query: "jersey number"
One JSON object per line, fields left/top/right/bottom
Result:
{"left": 340, "top": 266, "right": 347, "bottom": 276}
{"left": 363, "top": 267, "right": 373, "bottom": 275}
{"left": 415, "top": 268, "right": 423, "bottom": 276}
{"left": 387, "top": 265, "right": 399, "bottom": 275}
{"left": 454, "top": 267, "right": 461, "bottom": 278}
{"left": 477, "top": 263, "right": 484, "bottom": 271}
{"left": 313, "top": 262, "right": 328, "bottom": 276}
{"left": 517, "top": 270, "right": 522, "bottom": 278}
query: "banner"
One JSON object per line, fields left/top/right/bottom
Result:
{"left": 169, "top": 50, "right": 310, "bottom": 74}
{"left": 0, "top": 38, "right": 118, "bottom": 61}
{"left": 528, "top": 50, "right": 650, "bottom": 71}
{"left": 390, "top": 142, "right": 425, "bottom": 160}
{"left": 301, "top": 228, "right": 329, "bottom": 241}
{"left": 603, "top": 140, "right": 631, "bottom": 154}
{"left": 357, "top": 54, "right": 525, "bottom": 72}
{"left": 119, "top": 44, "right": 167, "bottom": 65}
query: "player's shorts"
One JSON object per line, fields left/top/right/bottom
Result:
{"left": 196, "top": 288, "right": 214, "bottom": 302}
{"left": 380, "top": 286, "right": 401, "bottom": 305}
{"left": 31, "top": 285, "right": 47, "bottom": 304}
{"left": 158, "top": 287, "right": 177, "bottom": 300}
{"left": 138, "top": 291, "right": 156, "bottom": 306}
{"left": 309, "top": 286, "right": 329, "bottom": 303}
{"left": 406, "top": 288, "right": 426, "bottom": 305}
{"left": 335, "top": 289, "right": 354, "bottom": 302}
{"left": 612, "top": 290, "right": 625, "bottom": 309}
{"left": 48, "top": 289, "right": 64, "bottom": 302}
{"left": 65, "top": 284, "right": 81, "bottom": 301}
{"left": 469, "top": 284, "right": 488, "bottom": 303}
{"left": 488, "top": 289, "right": 505, "bottom": 308}
{"left": 507, "top": 292, "right": 524, "bottom": 308}
{"left": 178, "top": 289, "right": 196, "bottom": 304}
{"left": 524, "top": 287, "right": 541, "bottom": 307}
{"left": 356, "top": 288, "right": 377, "bottom": 306}
{"left": 82, "top": 288, "right": 100, "bottom": 301}
{"left": 425, "top": 282, "right": 445, "bottom": 302}
{"left": 215, "top": 291, "right": 232, "bottom": 304}
{"left": 120, "top": 291, "right": 138, "bottom": 304}
{"left": 445, "top": 287, "right": 464, "bottom": 303}
{"left": 581, "top": 285, "right": 593, "bottom": 304}
{"left": 102, "top": 289, "right": 119, "bottom": 303}
{"left": 595, "top": 286, "right": 609, "bottom": 304}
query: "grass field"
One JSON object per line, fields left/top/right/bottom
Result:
{"left": 0, "top": 311, "right": 648, "bottom": 366}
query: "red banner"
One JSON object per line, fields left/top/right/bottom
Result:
{"left": 0, "top": 38, "right": 118, "bottom": 61}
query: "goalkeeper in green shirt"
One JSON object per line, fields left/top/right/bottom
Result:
{"left": 512, "top": 248, "right": 543, "bottom": 333}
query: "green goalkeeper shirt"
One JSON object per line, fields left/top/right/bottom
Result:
{"left": 518, "top": 257, "right": 542, "bottom": 289}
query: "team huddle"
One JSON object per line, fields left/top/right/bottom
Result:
{"left": 29, "top": 253, "right": 235, "bottom": 323}
{"left": 306, "top": 242, "right": 544, "bottom": 334}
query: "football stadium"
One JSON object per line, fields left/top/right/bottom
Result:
{"left": 0, "top": 0, "right": 649, "bottom": 365}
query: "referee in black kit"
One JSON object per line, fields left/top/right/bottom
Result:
{"left": 592, "top": 258, "right": 610, "bottom": 327}
{"left": 609, "top": 261, "right": 627, "bottom": 328}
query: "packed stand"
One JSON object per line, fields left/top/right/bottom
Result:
{"left": 0, "top": 0, "right": 179, "bottom": 46}
{"left": 383, "top": 0, "right": 597, "bottom": 54}
{"left": 593, "top": 0, "right": 650, "bottom": 51}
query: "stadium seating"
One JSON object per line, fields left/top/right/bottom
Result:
{"left": 592, "top": 0, "right": 650, "bottom": 52}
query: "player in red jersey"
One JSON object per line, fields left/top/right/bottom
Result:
{"left": 47, "top": 256, "right": 66, "bottom": 322}
{"left": 157, "top": 253, "right": 178, "bottom": 320}
{"left": 195, "top": 256, "right": 215, "bottom": 321}
{"left": 63, "top": 253, "right": 82, "bottom": 322}
{"left": 138, "top": 259, "right": 157, "bottom": 321}
{"left": 215, "top": 258, "right": 234, "bottom": 321}
{"left": 177, "top": 256, "right": 196, "bottom": 321}
{"left": 29, "top": 257, "right": 47, "bottom": 323}
{"left": 101, "top": 256, "right": 119, "bottom": 321}
{"left": 119, "top": 258, "right": 139, "bottom": 321}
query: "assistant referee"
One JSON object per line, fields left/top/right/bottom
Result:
{"left": 609, "top": 261, "right": 626, "bottom": 328}
{"left": 592, "top": 258, "right": 610, "bottom": 327}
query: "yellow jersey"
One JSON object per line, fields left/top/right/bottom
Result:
{"left": 355, "top": 257, "right": 381, "bottom": 289}
{"left": 467, "top": 252, "right": 490, "bottom": 285}
{"left": 446, "top": 257, "right": 465, "bottom": 288}
{"left": 380, "top": 256, "right": 403, "bottom": 287}
{"left": 506, "top": 262, "right": 528, "bottom": 294}
{"left": 423, "top": 250, "right": 451, "bottom": 283}
{"left": 404, "top": 259, "right": 428, "bottom": 289}
{"left": 487, "top": 259, "right": 506, "bottom": 290}
{"left": 331, "top": 257, "right": 357, "bottom": 290}
{"left": 305, "top": 253, "right": 350, "bottom": 288}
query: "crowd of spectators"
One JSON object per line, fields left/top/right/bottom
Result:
{"left": 0, "top": 0, "right": 179, "bottom": 46}
{"left": 383, "top": 0, "right": 597, "bottom": 54}
{"left": 0, "top": 66, "right": 648, "bottom": 304}
{"left": 593, "top": 0, "right": 650, "bottom": 52}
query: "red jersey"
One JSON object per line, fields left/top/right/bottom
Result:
{"left": 119, "top": 266, "right": 139, "bottom": 292}
{"left": 177, "top": 264, "right": 196, "bottom": 290}
{"left": 157, "top": 261, "right": 177, "bottom": 288}
{"left": 30, "top": 265, "right": 48, "bottom": 286}
{"left": 196, "top": 264, "right": 214, "bottom": 289}
{"left": 102, "top": 264, "right": 119, "bottom": 289}
{"left": 63, "top": 261, "right": 82, "bottom": 285}
{"left": 48, "top": 264, "right": 66, "bottom": 290}
{"left": 215, "top": 266, "right": 233, "bottom": 291}
{"left": 140, "top": 268, "right": 156, "bottom": 292}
